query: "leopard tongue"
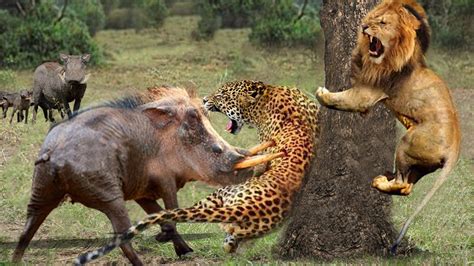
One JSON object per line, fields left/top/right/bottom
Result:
{"left": 226, "top": 120, "right": 233, "bottom": 133}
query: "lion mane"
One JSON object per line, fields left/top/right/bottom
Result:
{"left": 351, "top": 0, "right": 431, "bottom": 87}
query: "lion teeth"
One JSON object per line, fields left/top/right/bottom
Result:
{"left": 370, "top": 36, "right": 373, "bottom": 43}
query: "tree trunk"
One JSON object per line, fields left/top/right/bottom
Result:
{"left": 278, "top": 0, "right": 399, "bottom": 260}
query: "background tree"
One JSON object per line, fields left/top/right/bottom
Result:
{"left": 0, "top": 0, "right": 102, "bottom": 68}
{"left": 278, "top": 0, "right": 400, "bottom": 259}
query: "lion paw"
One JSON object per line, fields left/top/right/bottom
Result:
{"left": 372, "top": 175, "right": 389, "bottom": 188}
{"left": 400, "top": 183, "right": 413, "bottom": 195}
{"left": 315, "top": 87, "right": 330, "bottom": 105}
{"left": 372, "top": 175, "right": 412, "bottom": 196}
{"left": 315, "top": 86, "right": 329, "bottom": 97}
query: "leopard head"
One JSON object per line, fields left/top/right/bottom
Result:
{"left": 203, "top": 80, "right": 266, "bottom": 134}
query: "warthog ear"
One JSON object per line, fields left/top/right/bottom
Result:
{"left": 81, "top": 54, "right": 91, "bottom": 63}
{"left": 141, "top": 104, "right": 176, "bottom": 129}
{"left": 59, "top": 53, "right": 69, "bottom": 63}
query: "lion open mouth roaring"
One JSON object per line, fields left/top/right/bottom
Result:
{"left": 367, "top": 35, "right": 384, "bottom": 57}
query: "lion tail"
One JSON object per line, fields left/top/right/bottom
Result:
{"left": 391, "top": 150, "right": 459, "bottom": 254}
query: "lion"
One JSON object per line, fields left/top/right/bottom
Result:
{"left": 315, "top": 0, "right": 461, "bottom": 253}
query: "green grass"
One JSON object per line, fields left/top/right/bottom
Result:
{"left": 0, "top": 16, "right": 472, "bottom": 264}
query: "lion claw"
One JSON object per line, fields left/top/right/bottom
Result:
{"left": 315, "top": 86, "right": 329, "bottom": 97}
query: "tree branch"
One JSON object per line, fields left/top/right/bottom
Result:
{"left": 294, "top": 0, "right": 308, "bottom": 23}
{"left": 16, "top": 1, "right": 26, "bottom": 17}
{"left": 55, "top": 0, "right": 68, "bottom": 24}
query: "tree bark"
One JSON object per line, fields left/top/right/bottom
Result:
{"left": 278, "top": 0, "right": 399, "bottom": 260}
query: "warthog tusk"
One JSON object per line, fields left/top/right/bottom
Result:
{"left": 234, "top": 151, "right": 285, "bottom": 170}
{"left": 80, "top": 74, "right": 91, "bottom": 84}
{"left": 247, "top": 140, "right": 276, "bottom": 156}
{"left": 58, "top": 72, "right": 66, "bottom": 84}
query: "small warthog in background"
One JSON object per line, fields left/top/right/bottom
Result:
{"left": 35, "top": 96, "right": 66, "bottom": 122}
{"left": 32, "top": 53, "right": 90, "bottom": 123}
{"left": 9, "top": 90, "right": 32, "bottom": 124}
{"left": 1, "top": 91, "right": 17, "bottom": 119}
{"left": 1, "top": 90, "right": 59, "bottom": 122}
{"left": 12, "top": 86, "right": 269, "bottom": 265}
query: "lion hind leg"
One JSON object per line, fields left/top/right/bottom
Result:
{"left": 375, "top": 127, "right": 442, "bottom": 196}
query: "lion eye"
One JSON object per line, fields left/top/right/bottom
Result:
{"left": 380, "top": 20, "right": 386, "bottom": 25}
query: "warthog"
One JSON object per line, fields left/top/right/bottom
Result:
{"left": 32, "top": 53, "right": 90, "bottom": 123}
{"left": 1, "top": 91, "right": 18, "bottom": 119}
{"left": 9, "top": 90, "right": 32, "bottom": 124}
{"left": 1, "top": 90, "right": 58, "bottom": 122}
{"left": 12, "top": 86, "right": 272, "bottom": 265}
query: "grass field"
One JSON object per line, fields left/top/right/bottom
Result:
{"left": 0, "top": 16, "right": 473, "bottom": 264}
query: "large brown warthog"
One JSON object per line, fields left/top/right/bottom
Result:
{"left": 32, "top": 54, "right": 91, "bottom": 123}
{"left": 12, "top": 86, "right": 272, "bottom": 265}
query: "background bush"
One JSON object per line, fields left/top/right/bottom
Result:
{"left": 193, "top": 0, "right": 321, "bottom": 48}
{"left": 249, "top": 0, "right": 320, "bottom": 47}
{"left": 192, "top": 1, "right": 221, "bottom": 40}
{"left": 143, "top": 0, "right": 169, "bottom": 27}
{"left": 106, "top": 8, "right": 149, "bottom": 30}
{"left": 101, "top": 0, "right": 121, "bottom": 15}
{"left": 67, "top": 0, "right": 106, "bottom": 36}
{"left": 418, "top": 0, "right": 473, "bottom": 50}
{"left": 0, "top": 1, "right": 102, "bottom": 69}
{"left": 104, "top": 0, "right": 168, "bottom": 30}
{"left": 193, "top": 0, "right": 265, "bottom": 40}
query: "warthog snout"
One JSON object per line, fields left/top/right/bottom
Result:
{"left": 217, "top": 149, "right": 245, "bottom": 173}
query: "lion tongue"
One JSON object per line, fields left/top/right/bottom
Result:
{"left": 226, "top": 120, "right": 233, "bottom": 133}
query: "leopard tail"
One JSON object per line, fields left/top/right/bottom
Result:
{"left": 74, "top": 206, "right": 247, "bottom": 265}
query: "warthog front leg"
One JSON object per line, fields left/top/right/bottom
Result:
{"left": 22, "top": 109, "right": 28, "bottom": 124}
{"left": 73, "top": 98, "right": 82, "bottom": 113}
{"left": 135, "top": 197, "right": 193, "bottom": 257}
{"left": 63, "top": 101, "right": 72, "bottom": 118}
{"left": 9, "top": 107, "right": 17, "bottom": 124}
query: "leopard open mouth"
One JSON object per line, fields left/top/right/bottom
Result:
{"left": 203, "top": 101, "right": 243, "bottom": 135}
{"left": 226, "top": 119, "right": 242, "bottom": 135}
{"left": 367, "top": 35, "right": 384, "bottom": 58}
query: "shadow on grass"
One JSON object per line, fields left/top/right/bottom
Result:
{"left": 0, "top": 233, "right": 217, "bottom": 249}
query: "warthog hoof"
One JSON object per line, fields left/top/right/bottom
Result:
{"left": 155, "top": 231, "right": 193, "bottom": 256}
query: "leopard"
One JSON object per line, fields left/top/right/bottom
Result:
{"left": 75, "top": 80, "right": 319, "bottom": 265}
{"left": 315, "top": 0, "right": 460, "bottom": 253}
